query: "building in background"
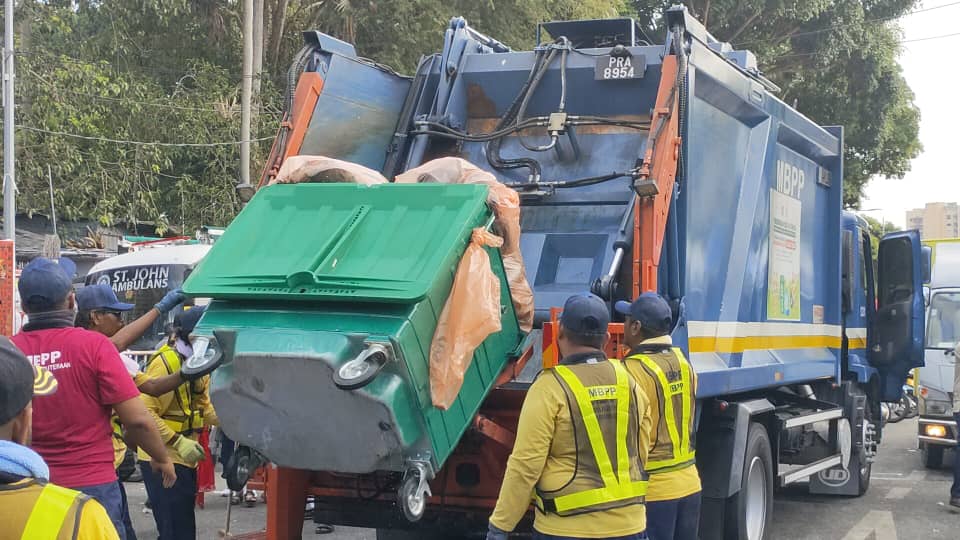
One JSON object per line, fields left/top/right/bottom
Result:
{"left": 905, "top": 202, "right": 960, "bottom": 239}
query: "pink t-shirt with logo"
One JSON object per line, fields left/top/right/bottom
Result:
{"left": 12, "top": 327, "right": 140, "bottom": 488}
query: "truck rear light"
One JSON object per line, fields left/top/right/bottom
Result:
{"left": 925, "top": 424, "right": 948, "bottom": 438}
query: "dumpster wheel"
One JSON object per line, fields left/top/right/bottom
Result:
{"left": 398, "top": 466, "right": 431, "bottom": 522}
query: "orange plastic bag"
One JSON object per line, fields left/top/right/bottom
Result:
{"left": 270, "top": 155, "right": 389, "bottom": 185}
{"left": 397, "top": 157, "right": 534, "bottom": 332}
{"left": 430, "top": 228, "right": 504, "bottom": 410}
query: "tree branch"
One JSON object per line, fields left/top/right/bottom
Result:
{"left": 727, "top": 10, "right": 762, "bottom": 43}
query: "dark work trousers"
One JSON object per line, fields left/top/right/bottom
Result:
{"left": 952, "top": 413, "right": 960, "bottom": 500}
{"left": 78, "top": 480, "right": 127, "bottom": 540}
{"left": 140, "top": 461, "right": 198, "bottom": 540}
{"left": 118, "top": 480, "right": 138, "bottom": 540}
{"left": 532, "top": 533, "right": 649, "bottom": 540}
{"left": 646, "top": 492, "right": 702, "bottom": 540}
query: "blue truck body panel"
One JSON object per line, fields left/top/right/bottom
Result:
{"left": 263, "top": 12, "right": 921, "bottom": 401}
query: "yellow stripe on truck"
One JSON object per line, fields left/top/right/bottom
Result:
{"left": 688, "top": 335, "right": 842, "bottom": 354}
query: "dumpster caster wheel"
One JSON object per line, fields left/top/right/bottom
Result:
{"left": 398, "top": 469, "right": 430, "bottom": 522}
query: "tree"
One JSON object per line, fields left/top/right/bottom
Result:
{"left": 3, "top": 0, "right": 922, "bottom": 233}
{"left": 630, "top": 0, "right": 922, "bottom": 207}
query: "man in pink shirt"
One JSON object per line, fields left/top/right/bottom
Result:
{"left": 12, "top": 258, "right": 176, "bottom": 540}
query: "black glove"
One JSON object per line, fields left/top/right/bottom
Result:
{"left": 486, "top": 523, "right": 509, "bottom": 540}
{"left": 155, "top": 288, "right": 186, "bottom": 314}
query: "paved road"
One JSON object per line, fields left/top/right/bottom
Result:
{"left": 126, "top": 418, "right": 958, "bottom": 539}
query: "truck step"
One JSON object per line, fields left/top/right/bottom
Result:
{"left": 781, "top": 407, "right": 843, "bottom": 429}
{"left": 778, "top": 454, "right": 843, "bottom": 486}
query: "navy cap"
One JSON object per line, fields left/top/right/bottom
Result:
{"left": 18, "top": 258, "right": 74, "bottom": 312}
{"left": 615, "top": 293, "right": 673, "bottom": 333}
{"left": 0, "top": 336, "right": 57, "bottom": 425}
{"left": 76, "top": 283, "right": 135, "bottom": 312}
{"left": 560, "top": 293, "right": 610, "bottom": 336}
{"left": 175, "top": 305, "right": 207, "bottom": 336}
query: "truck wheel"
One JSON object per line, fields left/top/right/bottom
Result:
{"left": 725, "top": 423, "right": 772, "bottom": 540}
{"left": 922, "top": 443, "right": 944, "bottom": 469}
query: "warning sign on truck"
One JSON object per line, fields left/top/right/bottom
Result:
{"left": 768, "top": 189, "right": 802, "bottom": 321}
{"left": 95, "top": 265, "right": 171, "bottom": 292}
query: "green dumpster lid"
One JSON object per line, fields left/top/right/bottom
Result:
{"left": 182, "top": 183, "right": 490, "bottom": 303}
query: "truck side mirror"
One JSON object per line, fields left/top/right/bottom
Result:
{"left": 922, "top": 245, "right": 932, "bottom": 284}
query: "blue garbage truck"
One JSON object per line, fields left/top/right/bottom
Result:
{"left": 183, "top": 6, "right": 926, "bottom": 539}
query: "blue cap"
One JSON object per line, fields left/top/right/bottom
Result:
{"left": 615, "top": 293, "right": 672, "bottom": 333}
{"left": 560, "top": 293, "right": 610, "bottom": 336}
{"left": 18, "top": 258, "right": 74, "bottom": 311}
{"left": 58, "top": 257, "right": 77, "bottom": 280}
{"left": 76, "top": 283, "right": 135, "bottom": 312}
{"left": 175, "top": 305, "right": 207, "bottom": 336}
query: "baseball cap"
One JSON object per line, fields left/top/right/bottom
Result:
{"left": 560, "top": 293, "right": 610, "bottom": 336}
{"left": 18, "top": 258, "right": 74, "bottom": 312}
{"left": 76, "top": 283, "right": 135, "bottom": 312}
{"left": 615, "top": 292, "right": 673, "bottom": 333}
{"left": 0, "top": 337, "right": 57, "bottom": 426}
{"left": 175, "top": 305, "right": 207, "bottom": 336}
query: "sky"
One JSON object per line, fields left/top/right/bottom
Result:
{"left": 860, "top": 0, "right": 960, "bottom": 228}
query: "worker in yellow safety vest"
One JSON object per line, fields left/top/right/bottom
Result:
{"left": 617, "top": 293, "right": 701, "bottom": 540}
{"left": 488, "top": 293, "right": 652, "bottom": 540}
{"left": 137, "top": 306, "right": 218, "bottom": 540}
{"left": 0, "top": 336, "right": 120, "bottom": 539}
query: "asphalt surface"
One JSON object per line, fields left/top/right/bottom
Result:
{"left": 125, "top": 418, "right": 958, "bottom": 539}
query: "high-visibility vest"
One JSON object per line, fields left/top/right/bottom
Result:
{"left": 626, "top": 347, "right": 696, "bottom": 473}
{"left": 534, "top": 359, "right": 648, "bottom": 516}
{"left": 0, "top": 479, "right": 88, "bottom": 540}
{"left": 150, "top": 345, "right": 203, "bottom": 435}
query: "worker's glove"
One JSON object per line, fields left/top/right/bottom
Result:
{"left": 154, "top": 288, "right": 186, "bottom": 315}
{"left": 171, "top": 435, "right": 206, "bottom": 466}
{"left": 485, "top": 523, "right": 509, "bottom": 540}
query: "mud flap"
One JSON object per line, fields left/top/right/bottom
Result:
{"left": 810, "top": 383, "right": 870, "bottom": 495}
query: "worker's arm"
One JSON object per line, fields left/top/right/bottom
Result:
{"left": 109, "top": 288, "right": 185, "bottom": 351}
{"left": 137, "top": 372, "right": 185, "bottom": 397}
{"left": 489, "top": 376, "right": 558, "bottom": 532}
{"left": 76, "top": 499, "right": 121, "bottom": 540}
{"left": 193, "top": 376, "right": 219, "bottom": 426}
{"left": 114, "top": 396, "right": 176, "bottom": 487}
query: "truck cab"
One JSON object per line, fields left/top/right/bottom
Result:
{"left": 916, "top": 239, "right": 960, "bottom": 468}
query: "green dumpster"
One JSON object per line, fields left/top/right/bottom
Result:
{"left": 183, "top": 183, "right": 522, "bottom": 489}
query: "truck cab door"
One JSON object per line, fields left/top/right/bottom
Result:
{"left": 870, "top": 231, "right": 926, "bottom": 401}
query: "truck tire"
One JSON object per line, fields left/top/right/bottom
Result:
{"left": 922, "top": 443, "right": 944, "bottom": 469}
{"left": 725, "top": 422, "right": 773, "bottom": 540}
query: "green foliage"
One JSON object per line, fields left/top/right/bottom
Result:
{"left": 631, "top": 0, "right": 921, "bottom": 207}
{"left": 4, "top": 0, "right": 922, "bottom": 234}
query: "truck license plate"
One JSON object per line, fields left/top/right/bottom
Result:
{"left": 595, "top": 54, "right": 645, "bottom": 80}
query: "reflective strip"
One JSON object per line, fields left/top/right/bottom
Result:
{"left": 549, "top": 480, "right": 648, "bottom": 514}
{"left": 154, "top": 348, "right": 203, "bottom": 434}
{"left": 554, "top": 365, "right": 618, "bottom": 488}
{"left": 632, "top": 351, "right": 695, "bottom": 471}
{"left": 686, "top": 321, "right": 844, "bottom": 353}
{"left": 22, "top": 484, "right": 78, "bottom": 539}
{"left": 550, "top": 361, "right": 646, "bottom": 513}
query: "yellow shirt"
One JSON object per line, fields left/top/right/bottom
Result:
{"left": 0, "top": 478, "right": 120, "bottom": 540}
{"left": 622, "top": 335, "right": 702, "bottom": 502}
{"left": 112, "top": 372, "right": 155, "bottom": 468}
{"left": 137, "top": 351, "right": 218, "bottom": 467}
{"left": 489, "top": 359, "right": 653, "bottom": 537}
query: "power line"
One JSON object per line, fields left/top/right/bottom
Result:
{"left": 763, "top": 29, "right": 960, "bottom": 63}
{"left": 735, "top": 0, "right": 960, "bottom": 47}
{"left": 16, "top": 125, "right": 274, "bottom": 147}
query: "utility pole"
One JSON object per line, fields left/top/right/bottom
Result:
{"left": 240, "top": 0, "right": 254, "bottom": 187}
{"left": 3, "top": 0, "right": 15, "bottom": 241}
{"left": 253, "top": 0, "right": 264, "bottom": 99}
